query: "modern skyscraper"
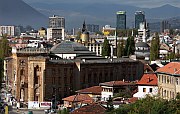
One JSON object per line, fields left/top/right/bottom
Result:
{"left": 135, "top": 11, "right": 145, "bottom": 29}
{"left": 49, "top": 15, "right": 65, "bottom": 28}
{"left": 116, "top": 11, "right": 126, "bottom": 30}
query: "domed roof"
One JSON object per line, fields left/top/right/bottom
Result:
{"left": 135, "top": 42, "right": 150, "bottom": 47}
{"left": 50, "top": 41, "right": 91, "bottom": 54}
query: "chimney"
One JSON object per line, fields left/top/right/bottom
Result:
{"left": 147, "top": 77, "right": 150, "bottom": 82}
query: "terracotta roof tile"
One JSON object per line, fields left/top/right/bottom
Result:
{"left": 71, "top": 103, "right": 107, "bottom": 114}
{"left": 63, "top": 94, "right": 93, "bottom": 103}
{"left": 100, "top": 81, "right": 136, "bottom": 87}
{"left": 137, "top": 73, "right": 157, "bottom": 86}
{"left": 156, "top": 62, "right": 180, "bottom": 75}
{"left": 76, "top": 86, "right": 102, "bottom": 95}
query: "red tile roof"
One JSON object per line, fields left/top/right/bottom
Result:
{"left": 76, "top": 86, "right": 102, "bottom": 95}
{"left": 128, "top": 97, "right": 138, "bottom": 103}
{"left": 137, "top": 73, "right": 157, "bottom": 86}
{"left": 100, "top": 81, "right": 136, "bottom": 87}
{"left": 156, "top": 62, "right": 180, "bottom": 75}
{"left": 71, "top": 103, "right": 107, "bottom": 114}
{"left": 63, "top": 94, "right": 93, "bottom": 103}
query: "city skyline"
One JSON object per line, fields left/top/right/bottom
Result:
{"left": 23, "top": 0, "right": 180, "bottom": 8}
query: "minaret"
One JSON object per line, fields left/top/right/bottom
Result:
{"left": 80, "top": 20, "right": 89, "bottom": 43}
{"left": 82, "top": 20, "right": 86, "bottom": 33}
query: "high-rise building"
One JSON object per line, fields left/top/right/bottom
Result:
{"left": 116, "top": 11, "right": 126, "bottom": 30}
{"left": 86, "top": 24, "right": 100, "bottom": 33}
{"left": 0, "top": 26, "right": 21, "bottom": 36}
{"left": 137, "top": 22, "right": 150, "bottom": 43}
{"left": 135, "top": 11, "right": 145, "bottom": 29}
{"left": 49, "top": 15, "right": 65, "bottom": 28}
{"left": 47, "top": 15, "right": 65, "bottom": 41}
{"left": 160, "top": 20, "right": 171, "bottom": 33}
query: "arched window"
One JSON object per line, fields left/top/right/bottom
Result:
{"left": 20, "top": 69, "right": 24, "bottom": 75}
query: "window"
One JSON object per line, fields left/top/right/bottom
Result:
{"left": 143, "top": 88, "right": 146, "bottom": 92}
{"left": 176, "top": 78, "right": 179, "bottom": 85}
{"left": 149, "top": 88, "right": 153, "bottom": 93}
{"left": 20, "top": 69, "right": 24, "bottom": 75}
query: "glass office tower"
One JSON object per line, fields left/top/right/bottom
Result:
{"left": 116, "top": 11, "right": 126, "bottom": 30}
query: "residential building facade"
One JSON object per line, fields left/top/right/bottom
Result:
{"left": 47, "top": 15, "right": 65, "bottom": 41}
{"left": 133, "top": 73, "right": 158, "bottom": 99}
{"left": 156, "top": 62, "right": 180, "bottom": 100}
{"left": 0, "top": 26, "right": 20, "bottom": 36}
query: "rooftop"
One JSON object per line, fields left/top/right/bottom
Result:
{"left": 71, "top": 103, "right": 106, "bottom": 114}
{"left": 80, "top": 58, "right": 136, "bottom": 64}
{"left": 12, "top": 47, "right": 49, "bottom": 54}
{"left": 100, "top": 81, "right": 136, "bottom": 87}
{"left": 76, "top": 86, "right": 102, "bottom": 95}
{"left": 156, "top": 62, "right": 180, "bottom": 75}
{"left": 62, "top": 94, "right": 93, "bottom": 104}
{"left": 137, "top": 73, "right": 157, "bottom": 86}
{"left": 50, "top": 41, "right": 95, "bottom": 55}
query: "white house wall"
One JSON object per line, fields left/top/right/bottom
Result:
{"left": 133, "top": 85, "right": 158, "bottom": 98}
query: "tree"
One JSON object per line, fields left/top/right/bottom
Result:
{"left": 102, "top": 38, "right": 111, "bottom": 57}
{"left": 167, "top": 52, "right": 175, "bottom": 60}
{"left": 58, "top": 108, "right": 69, "bottom": 114}
{"left": 150, "top": 33, "right": 160, "bottom": 61}
{"left": 0, "top": 35, "right": 11, "bottom": 87}
{"left": 0, "top": 36, "right": 11, "bottom": 59}
{"left": 106, "top": 95, "right": 114, "bottom": 113}
{"left": 117, "top": 39, "right": 124, "bottom": 58}
{"left": 109, "top": 96, "right": 180, "bottom": 114}
{"left": 124, "top": 36, "right": 135, "bottom": 56}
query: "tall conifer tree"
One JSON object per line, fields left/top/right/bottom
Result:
{"left": 102, "top": 38, "right": 111, "bottom": 57}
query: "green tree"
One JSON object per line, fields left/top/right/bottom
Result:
{"left": 58, "top": 108, "right": 69, "bottom": 114}
{"left": 110, "top": 96, "right": 179, "bottom": 114}
{"left": 117, "top": 39, "right": 124, "bottom": 58}
{"left": 124, "top": 36, "right": 135, "bottom": 56}
{"left": 0, "top": 36, "right": 10, "bottom": 59}
{"left": 0, "top": 35, "right": 11, "bottom": 87}
{"left": 167, "top": 52, "right": 176, "bottom": 60}
{"left": 150, "top": 33, "right": 160, "bottom": 61}
{"left": 102, "top": 38, "right": 111, "bottom": 57}
{"left": 106, "top": 95, "right": 114, "bottom": 113}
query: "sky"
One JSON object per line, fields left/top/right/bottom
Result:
{"left": 23, "top": 0, "right": 180, "bottom": 8}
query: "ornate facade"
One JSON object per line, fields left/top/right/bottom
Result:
{"left": 6, "top": 47, "right": 144, "bottom": 103}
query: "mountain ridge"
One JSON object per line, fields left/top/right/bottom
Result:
{"left": 0, "top": 0, "right": 180, "bottom": 30}
{"left": 27, "top": 2, "right": 180, "bottom": 29}
{"left": 0, "top": 0, "right": 47, "bottom": 28}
